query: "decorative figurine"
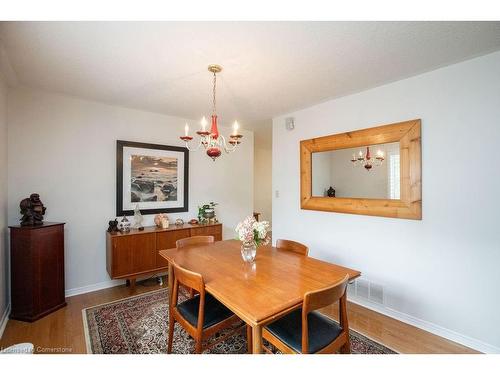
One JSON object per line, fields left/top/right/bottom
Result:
{"left": 119, "top": 216, "right": 131, "bottom": 232}
{"left": 107, "top": 218, "right": 119, "bottom": 233}
{"left": 175, "top": 218, "right": 184, "bottom": 226}
{"left": 20, "top": 193, "right": 47, "bottom": 226}
{"left": 188, "top": 219, "right": 199, "bottom": 225}
{"left": 154, "top": 213, "right": 169, "bottom": 228}
{"left": 327, "top": 186, "right": 336, "bottom": 197}
{"left": 132, "top": 204, "right": 143, "bottom": 229}
{"left": 160, "top": 217, "right": 169, "bottom": 229}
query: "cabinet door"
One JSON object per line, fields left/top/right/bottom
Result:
{"left": 190, "top": 225, "right": 222, "bottom": 241}
{"left": 156, "top": 229, "right": 191, "bottom": 267}
{"left": 36, "top": 226, "right": 65, "bottom": 314}
{"left": 112, "top": 233, "right": 156, "bottom": 277}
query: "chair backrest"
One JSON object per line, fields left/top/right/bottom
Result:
{"left": 276, "top": 239, "right": 309, "bottom": 256}
{"left": 171, "top": 260, "right": 205, "bottom": 295}
{"left": 170, "top": 261, "right": 207, "bottom": 332}
{"left": 176, "top": 235, "right": 214, "bottom": 249}
{"left": 303, "top": 274, "right": 349, "bottom": 314}
{"left": 301, "top": 274, "right": 349, "bottom": 353}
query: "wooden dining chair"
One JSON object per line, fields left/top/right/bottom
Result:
{"left": 276, "top": 239, "right": 309, "bottom": 256}
{"left": 176, "top": 235, "right": 214, "bottom": 249}
{"left": 175, "top": 236, "right": 215, "bottom": 297}
{"left": 262, "top": 274, "right": 350, "bottom": 354}
{"left": 167, "top": 261, "right": 241, "bottom": 354}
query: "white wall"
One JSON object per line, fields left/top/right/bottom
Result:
{"left": 253, "top": 146, "right": 272, "bottom": 223}
{"left": 0, "top": 72, "right": 8, "bottom": 335}
{"left": 253, "top": 120, "right": 273, "bottom": 224}
{"left": 7, "top": 87, "right": 253, "bottom": 295}
{"left": 273, "top": 51, "right": 500, "bottom": 353}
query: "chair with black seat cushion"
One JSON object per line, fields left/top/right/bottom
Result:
{"left": 175, "top": 236, "right": 214, "bottom": 297}
{"left": 276, "top": 239, "right": 309, "bottom": 256}
{"left": 167, "top": 260, "right": 241, "bottom": 354}
{"left": 262, "top": 274, "right": 350, "bottom": 354}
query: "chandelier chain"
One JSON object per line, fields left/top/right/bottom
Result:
{"left": 212, "top": 71, "right": 217, "bottom": 115}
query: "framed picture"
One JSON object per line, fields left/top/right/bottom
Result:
{"left": 116, "top": 140, "right": 189, "bottom": 216}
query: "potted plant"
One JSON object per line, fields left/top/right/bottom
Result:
{"left": 198, "top": 202, "right": 218, "bottom": 224}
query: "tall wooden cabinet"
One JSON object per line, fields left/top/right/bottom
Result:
{"left": 9, "top": 222, "right": 66, "bottom": 322}
{"left": 106, "top": 223, "right": 222, "bottom": 285}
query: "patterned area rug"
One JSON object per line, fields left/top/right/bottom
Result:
{"left": 82, "top": 288, "right": 396, "bottom": 354}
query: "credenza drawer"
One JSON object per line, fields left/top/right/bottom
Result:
{"left": 190, "top": 224, "right": 222, "bottom": 236}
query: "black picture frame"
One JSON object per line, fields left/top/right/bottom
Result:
{"left": 116, "top": 140, "right": 189, "bottom": 216}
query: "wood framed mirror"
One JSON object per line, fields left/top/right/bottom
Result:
{"left": 300, "top": 119, "right": 421, "bottom": 220}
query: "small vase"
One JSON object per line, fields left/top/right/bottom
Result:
{"left": 240, "top": 241, "right": 257, "bottom": 263}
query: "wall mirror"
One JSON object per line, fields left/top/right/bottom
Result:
{"left": 301, "top": 119, "right": 421, "bottom": 219}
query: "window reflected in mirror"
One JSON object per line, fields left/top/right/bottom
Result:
{"left": 311, "top": 142, "right": 400, "bottom": 199}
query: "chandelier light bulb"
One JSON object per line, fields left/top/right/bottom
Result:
{"left": 184, "top": 123, "right": 189, "bottom": 137}
{"left": 201, "top": 116, "right": 207, "bottom": 131}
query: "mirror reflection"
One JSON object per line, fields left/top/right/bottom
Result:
{"left": 311, "top": 142, "right": 400, "bottom": 199}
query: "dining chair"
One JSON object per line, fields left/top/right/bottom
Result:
{"left": 276, "top": 239, "right": 309, "bottom": 256}
{"left": 167, "top": 260, "right": 241, "bottom": 354}
{"left": 176, "top": 235, "right": 214, "bottom": 249}
{"left": 175, "top": 236, "right": 215, "bottom": 297}
{"left": 262, "top": 274, "right": 350, "bottom": 354}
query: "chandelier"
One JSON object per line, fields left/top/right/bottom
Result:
{"left": 350, "top": 146, "right": 385, "bottom": 171}
{"left": 180, "top": 64, "right": 243, "bottom": 161}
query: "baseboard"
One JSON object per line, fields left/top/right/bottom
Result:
{"left": 65, "top": 272, "right": 169, "bottom": 298}
{"left": 0, "top": 303, "right": 11, "bottom": 340}
{"left": 65, "top": 280, "right": 124, "bottom": 298}
{"left": 348, "top": 295, "right": 500, "bottom": 354}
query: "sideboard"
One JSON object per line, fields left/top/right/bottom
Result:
{"left": 106, "top": 222, "right": 222, "bottom": 287}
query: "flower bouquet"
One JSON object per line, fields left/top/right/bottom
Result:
{"left": 235, "top": 216, "right": 270, "bottom": 262}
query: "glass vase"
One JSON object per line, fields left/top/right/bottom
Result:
{"left": 240, "top": 241, "right": 257, "bottom": 263}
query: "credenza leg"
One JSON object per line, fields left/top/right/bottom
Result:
{"left": 130, "top": 278, "right": 136, "bottom": 290}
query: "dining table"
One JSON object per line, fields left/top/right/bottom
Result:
{"left": 159, "top": 239, "right": 361, "bottom": 354}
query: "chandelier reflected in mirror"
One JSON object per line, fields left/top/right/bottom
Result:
{"left": 180, "top": 65, "right": 243, "bottom": 161}
{"left": 350, "top": 146, "right": 385, "bottom": 171}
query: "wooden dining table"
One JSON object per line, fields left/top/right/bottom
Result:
{"left": 159, "top": 239, "right": 361, "bottom": 354}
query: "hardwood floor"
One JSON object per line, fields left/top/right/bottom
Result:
{"left": 0, "top": 281, "right": 478, "bottom": 354}
{"left": 320, "top": 303, "right": 478, "bottom": 354}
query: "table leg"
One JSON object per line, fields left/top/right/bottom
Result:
{"left": 246, "top": 325, "right": 253, "bottom": 354}
{"left": 251, "top": 325, "right": 262, "bottom": 354}
{"left": 168, "top": 262, "right": 173, "bottom": 304}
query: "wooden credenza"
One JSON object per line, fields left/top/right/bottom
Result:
{"left": 106, "top": 223, "right": 222, "bottom": 286}
{"left": 9, "top": 222, "right": 66, "bottom": 322}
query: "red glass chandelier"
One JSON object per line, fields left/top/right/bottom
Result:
{"left": 180, "top": 64, "right": 243, "bottom": 161}
{"left": 350, "top": 146, "right": 385, "bottom": 171}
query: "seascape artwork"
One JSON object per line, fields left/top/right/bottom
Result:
{"left": 130, "top": 155, "right": 178, "bottom": 202}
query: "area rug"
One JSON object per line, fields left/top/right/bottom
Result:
{"left": 82, "top": 288, "right": 396, "bottom": 354}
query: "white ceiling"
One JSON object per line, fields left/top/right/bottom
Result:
{"left": 1, "top": 21, "right": 500, "bottom": 132}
